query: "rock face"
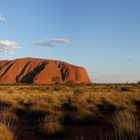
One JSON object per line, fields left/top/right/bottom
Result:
{"left": 0, "top": 58, "right": 91, "bottom": 84}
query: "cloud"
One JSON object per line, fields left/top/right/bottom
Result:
{"left": 50, "top": 38, "right": 71, "bottom": 45}
{"left": 33, "top": 38, "right": 71, "bottom": 47}
{"left": 0, "top": 40, "right": 20, "bottom": 53}
{"left": 0, "top": 14, "right": 5, "bottom": 21}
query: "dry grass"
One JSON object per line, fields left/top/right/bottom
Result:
{"left": 0, "top": 84, "right": 139, "bottom": 139}
{"left": 39, "top": 113, "right": 64, "bottom": 137}
{"left": 0, "top": 108, "right": 18, "bottom": 140}
{"left": 0, "top": 108, "right": 18, "bottom": 124}
{"left": 112, "top": 110, "right": 140, "bottom": 137}
{"left": 0, "top": 123, "right": 15, "bottom": 140}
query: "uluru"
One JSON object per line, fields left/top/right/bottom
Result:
{"left": 0, "top": 58, "right": 91, "bottom": 84}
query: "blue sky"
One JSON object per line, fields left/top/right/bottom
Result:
{"left": 0, "top": 0, "right": 140, "bottom": 83}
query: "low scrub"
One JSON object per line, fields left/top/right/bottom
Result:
{"left": 0, "top": 84, "right": 140, "bottom": 139}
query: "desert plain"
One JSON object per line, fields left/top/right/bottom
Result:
{"left": 0, "top": 83, "right": 140, "bottom": 140}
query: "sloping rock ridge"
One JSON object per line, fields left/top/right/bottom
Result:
{"left": 0, "top": 58, "right": 91, "bottom": 84}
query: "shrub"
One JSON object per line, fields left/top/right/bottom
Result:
{"left": 52, "top": 77, "right": 62, "bottom": 84}
{"left": 66, "top": 80, "right": 75, "bottom": 86}
{"left": 97, "top": 101, "right": 116, "bottom": 113}
{"left": 121, "top": 87, "right": 129, "bottom": 92}
{"left": 73, "top": 89, "right": 84, "bottom": 96}
{"left": 62, "top": 100, "right": 77, "bottom": 112}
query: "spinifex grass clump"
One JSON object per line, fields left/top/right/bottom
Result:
{"left": 39, "top": 113, "right": 64, "bottom": 138}
{"left": 112, "top": 110, "right": 140, "bottom": 139}
{"left": 0, "top": 108, "right": 18, "bottom": 140}
{"left": 0, "top": 108, "right": 18, "bottom": 125}
{"left": 0, "top": 123, "right": 15, "bottom": 140}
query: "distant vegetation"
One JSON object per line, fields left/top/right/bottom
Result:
{"left": 0, "top": 84, "right": 140, "bottom": 140}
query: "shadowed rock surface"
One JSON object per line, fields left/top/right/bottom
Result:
{"left": 0, "top": 58, "right": 91, "bottom": 84}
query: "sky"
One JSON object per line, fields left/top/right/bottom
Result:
{"left": 0, "top": 0, "right": 140, "bottom": 83}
